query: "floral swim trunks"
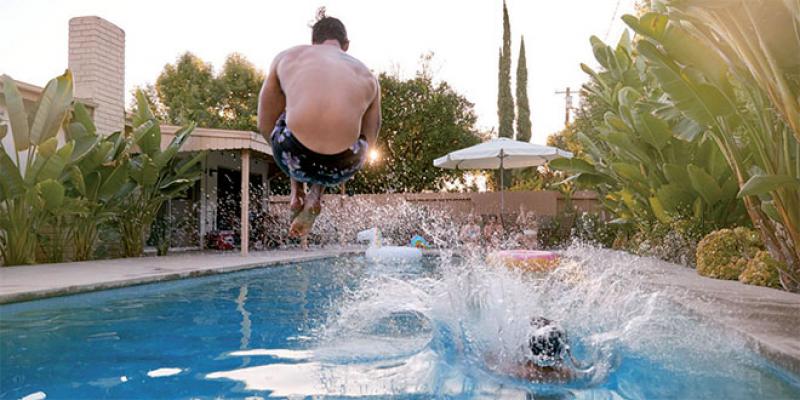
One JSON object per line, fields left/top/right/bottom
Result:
{"left": 270, "top": 113, "right": 369, "bottom": 186}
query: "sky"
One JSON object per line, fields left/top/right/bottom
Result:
{"left": 0, "top": 0, "right": 637, "bottom": 144}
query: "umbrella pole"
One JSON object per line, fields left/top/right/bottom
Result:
{"left": 499, "top": 152, "right": 505, "bottom": 226}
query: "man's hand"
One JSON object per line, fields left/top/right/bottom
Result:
{"left": 360, "top": 77, "right": 381, "bottom": 147}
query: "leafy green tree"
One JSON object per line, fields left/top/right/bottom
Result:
{"left": 497, "top": 0, "right": 514, "bottom": 139}
{"left": 546, "top": 124, "right": 583, "bottom": 159}
{"left": 217, "top": 53, "right": 265, "bottom": 131}
{"left": 156, "top": 52, "right": 221, "bottom": 128}
{"left": 347, "top": 70, "right": 482, "bottom": 193}
{"left": 515, "top": 36, "right": 532, "bottom": 142}
{"left": 152, "top": 52, "right": 265, "bottom": 132}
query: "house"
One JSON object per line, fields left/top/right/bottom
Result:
{"left": 0, "top": 16, "right": 278, "bottom": 256}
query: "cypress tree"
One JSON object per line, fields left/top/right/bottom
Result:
{"left": 497, "top": 0, "right": 514, "bottom": 139}
{"left": 516, "top": 36, "right": 532, "bottom": 142}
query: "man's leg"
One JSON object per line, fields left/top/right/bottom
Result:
{"left": 289, "top": 179, "right": 305, "bottom": 219}
{"left": 289, "top": 184, "right": 323, "bottom": 238}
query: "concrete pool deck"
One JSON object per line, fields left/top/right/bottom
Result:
{"left": 639, "top": 254, "right": 800, "bottom": 376}
{"left": 1, "top": 248, "right": 798, "bottom": 377}
{"left": 0, "top": 247, "right": 362, "bottom": 304}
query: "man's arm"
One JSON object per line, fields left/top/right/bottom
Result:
{"left": 360, "top": 78, "right": 382, "bottom": 146}
{"left": 257, "top": 54, "right": 287, "bottom": 139}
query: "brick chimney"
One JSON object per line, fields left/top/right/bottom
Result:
{"left": 68, "top": 16, "right": 125, "bottom": 135}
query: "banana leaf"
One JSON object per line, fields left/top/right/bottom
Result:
{"left": 72, "top": 102, "right": 96, "bottom": 136}
{"left": 656, "top": 183, "right": 695, "bottom": 213}
{"left": 37, "top": 179, "right": 65, "bottom": 209}
{"left": 549, "top": 157, "right": 598, "bottom": 174}
{"left": 649, "top": 196, "right": 672, "bottom": 224}
{"left": 29, "top": 71, "right": 72, "bottom": 146}
{"left": 153, "top": 124, "right": 196, "bottom": 168}
{"left": 0, "top": 150, "right": 24, "bottom": 200}
{"left": 637, "top": 41, "right": 734, "bottom": 127}
{"left": 37, "top": 137, "right": 58, "bottom": 158}
{"left": 98, "top": 164, "right": 130, "bottom": 202}
{"left": 70, "top": 135, "right": 101, "bottom": 164}
{"left": 132, "top": 119, "right": 159, "bottom": 157}
{"left": 636, "top": 112, "right": 673, "bottom": 150}
{"left": 738, "top": 175, "right": 800, "bottom": 197}
{"left": 173, "top": 151, "right": 205, "bottom": 177}
{"left": 612, "top": 162, "right": 647, "bottom": 184}
{"left": 687, "top": 164, "right": 723, "bottom": 204}
{"left": 2, "top": 75, "right": 30, "bottom": 151}
{"left": 69, "top": 165, "right": 87, "bottom": 197}
{"left": 24, "top": 141, "right": 74, "bottom": 184}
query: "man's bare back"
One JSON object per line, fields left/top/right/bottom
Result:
{"left": 275, "top": 45, "right": 377, "bottom": 154}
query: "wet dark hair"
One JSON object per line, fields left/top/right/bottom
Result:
{"left": 311, "top": 7, "right": 348, "bottom": 48}
{"left": 528, "top": 317, "right": 568, "bottom": 366}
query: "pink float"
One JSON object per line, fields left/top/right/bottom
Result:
{"left": 489, "top": 250, "right": 560, "bottom": 272}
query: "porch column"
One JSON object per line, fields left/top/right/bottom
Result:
{"left": 199, "top": 152, "right": 208, "bottom": 249}
{"left": 241, "top": 149, "right": 250, "bottom": 256}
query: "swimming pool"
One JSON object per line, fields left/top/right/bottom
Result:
{"left": 1, "top": 247, "right": 799, "bottom": 399}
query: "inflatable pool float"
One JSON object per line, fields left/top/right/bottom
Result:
{"left": 357, "top": 228, "right": 423, "bottom": 262}
{"left": 409, "top": 235, "right": 430, "bottom": 249}
{"left": 489, "top": 250, "right": 560, "bottom": 272}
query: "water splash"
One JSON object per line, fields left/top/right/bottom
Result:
{"left": 209, "top": 243, "right": 781, "bottom": 397}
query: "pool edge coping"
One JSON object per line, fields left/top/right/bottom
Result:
{"left": 633, "top": 252, "right": 800, "bottom": 378}
{"left": 0, "top": 250, "right": 363, "bottom": 305}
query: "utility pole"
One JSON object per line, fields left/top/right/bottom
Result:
{"left": 554, "top": 87, "right": 578, "bottom": 127}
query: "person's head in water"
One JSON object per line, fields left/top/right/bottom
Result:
{"left": 311, "top": 7, "right": 349, "bottom": 51}
{"left": 528, "top": 317, "right": 569, "bottom": 367}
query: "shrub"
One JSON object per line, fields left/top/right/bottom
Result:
{"left": 572, "top": 212, "right": 618, "bottom": 248}
{"left": 739, "top": 251, "right": 783, "bottom": 288}
{"left": 696, "top": 228, "right": 762, "bottom": 280}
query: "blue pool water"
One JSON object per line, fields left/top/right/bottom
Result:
{"left": 1, "top": 247, "right": 799, "bottom": 399}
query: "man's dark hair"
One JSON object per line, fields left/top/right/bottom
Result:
{"left": 311, "top": 7, "right": 348, "bottom": 48}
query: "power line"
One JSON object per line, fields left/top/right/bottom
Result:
{"left": 604, "top": 0, "right": 623, "bottom": 41}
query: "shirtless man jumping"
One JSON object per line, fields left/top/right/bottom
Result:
{"left": 258, "top": 9, "right": 381, "bottom": 238}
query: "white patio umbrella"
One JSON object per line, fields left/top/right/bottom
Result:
{"left": 433, "top": 137, "right": 573, "bottom": 214}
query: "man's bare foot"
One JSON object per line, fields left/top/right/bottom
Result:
{"left": 289, "top": 203, "right": 321, "bottom": 238}
{"left": 289, "top": 184, "right": 323, "bottom": 238}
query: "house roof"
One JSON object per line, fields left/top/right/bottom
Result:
{"left": 159, "top": 125, "right": 273, "bottom": 156}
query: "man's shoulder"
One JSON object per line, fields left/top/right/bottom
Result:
{"left": 343, "top": 54, "right": 376, "bottom": 79}
{"left": 277, "top": 45, "right": 311, "bottom": 60}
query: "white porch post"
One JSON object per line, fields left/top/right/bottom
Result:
{"left": 241, "top": 149, "right": 250, "bottom": 256}
{"left": 199, "top": 152, "right": 208, "bottom": 249}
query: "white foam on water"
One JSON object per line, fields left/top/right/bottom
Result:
{"left": 228, "top": 349, "right": 313, "bottom": 360}
{"left": 19, "top": 392, "right": 46, "bottom": 400}
{"left": 146, "top": 367, "right": 183, "bottom": 378}
{"left": 207, "top": 349, "right": 437, "bottom": 397}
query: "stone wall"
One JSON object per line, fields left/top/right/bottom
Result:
{"left": 68, "top": 16, "right": 125, "bottom": 135}
{"left": 268, "top": 190, "right": 601, "bottom": 221}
